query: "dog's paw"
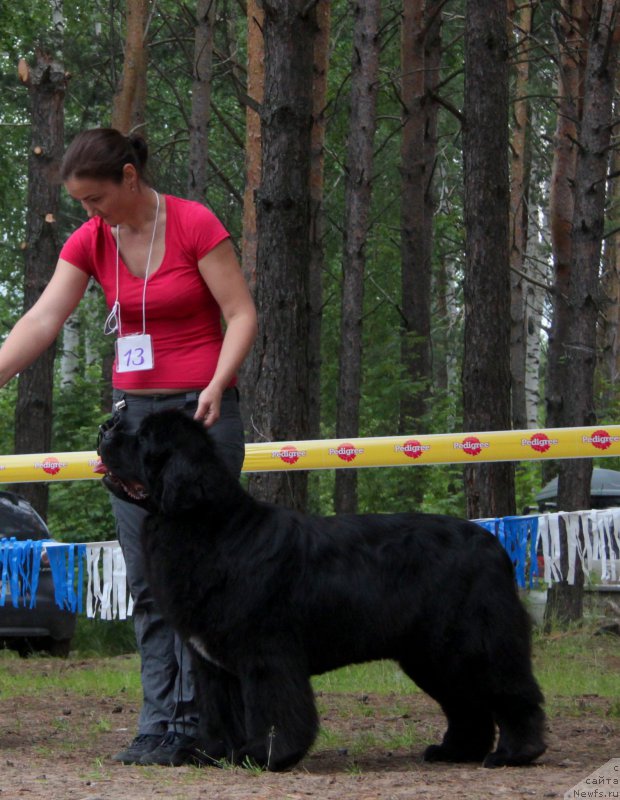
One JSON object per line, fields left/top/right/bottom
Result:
{"left": 483, "top": 744, "right": 546, "bottom": 768}
{"left": 423, "top": 743, "right": 489, "bottom": 764}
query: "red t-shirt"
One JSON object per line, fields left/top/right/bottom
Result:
{"left": 59, "top": 195, "right": 233, "bottom": 391}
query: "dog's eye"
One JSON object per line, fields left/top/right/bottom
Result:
{"left": 97, "top": 414, "right": 121, "bottom": 453}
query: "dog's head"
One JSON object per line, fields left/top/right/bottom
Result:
{"left": 96, "top": 409, "right": 227, "bottom": 515}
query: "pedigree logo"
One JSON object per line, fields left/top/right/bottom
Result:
{"left": 522, "top": 432, "right": 559, "bottom": 454}
{"left": 583, "top": 429, "right": 620, "bottom": 451}
{"left": 273, "top": 446, "right": 307, "bottom": 465}
{"left": 395, "top": 440, "right": 430, "bottom": 459}
{"left": 329, "top": 443, "right": 364, "bottom": 463}
{"left": 35, "top": 457, "right": 68, "bottom": 476}
{"left": 453, "top": 436, "right": 490, "bottom": 457}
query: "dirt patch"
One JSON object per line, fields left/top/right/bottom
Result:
{"left": 0, "top": 656, "right": 618, "bottom": 800}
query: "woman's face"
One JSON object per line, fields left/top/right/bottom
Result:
{"left": 64, "top": 171, "right": 134, "bottom": 227}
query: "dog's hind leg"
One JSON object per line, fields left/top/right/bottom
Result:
{"left": 479, "top": 608, "right": 547, "bottom": 767}
{"left": 398, "top": 658, "right": 496, "bottom": 763}
{"left": 422, "top": 699, "right": 496, "bottom": 764}
{"left": 236, "top": 659, "right": 319, "bottom": 771}
{"left": 191, "top": 656, "right": 247, "bottom": 766}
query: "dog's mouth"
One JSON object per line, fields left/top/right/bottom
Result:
{"left": 94, "top": 459, "right": 149, "bottom": 500}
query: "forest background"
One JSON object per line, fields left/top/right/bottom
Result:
{"left": 0, "top": 0, "right": 619, "bottom": 590}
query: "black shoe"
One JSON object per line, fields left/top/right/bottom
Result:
{"left": 139, "top": 731, "right": 202, "bottom": 767}
{"left": 112, "top": 733, "right": 164, "bottom": 764}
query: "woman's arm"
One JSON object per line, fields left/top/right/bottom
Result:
{"left": 0, "top": 259, "right": 90, "bottom": 388}
{"left": 196, "top": 239, "right": 258, "bottom": 425}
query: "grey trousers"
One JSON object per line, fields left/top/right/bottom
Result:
{"left": 110, "top": 388, "right": 245, "bottom": 738}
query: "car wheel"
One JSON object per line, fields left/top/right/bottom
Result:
{"left": 44, "top": 637, "right": 72, "bottom": 658}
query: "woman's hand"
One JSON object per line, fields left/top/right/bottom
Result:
{"left": 195, "top": 383, "right": 224, "bottom": 427}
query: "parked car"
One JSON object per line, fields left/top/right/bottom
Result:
{"left": 0, "top": 490, "right": 76, "bottom": 657}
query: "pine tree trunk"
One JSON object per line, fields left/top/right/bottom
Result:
{"left": 600, "top": 140, "right": 620, "bottom": 410}
{"left": 246, "top": 0, "right": 316, "bottom": 510}
{"left": 187, "top": 0, "right": 215, "bottom": 201}
{"left": 509, "top": 0, "right": 534, "bottom": 430}
{"left": 307, "top": 0, "right": 331, "bottom": 448}
{"left": 462, "top": 0, "right": 515, "bottom": 520}
{"left": 15, "top": 52, "right": 66, "bottom": 518}
{"left": 111, "top": 0, "right": 150, "bottom": 134}
{"left": 238, "top": 0, "right": 264, "bottom": 433}
{"left": 334, "top": 0, "right": 381, "bottom": 514}
{"left": 398, "top": 0, "right": 441, "bottom": 506}
{"left": 545, "top": 0, "right": 586, "bottom": 436}
{"left": 546, "top": 0, "right": 620, "bottom": 627}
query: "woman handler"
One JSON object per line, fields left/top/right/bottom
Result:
{"left": 0, "top": 128, "right": 257, "bottom": 766}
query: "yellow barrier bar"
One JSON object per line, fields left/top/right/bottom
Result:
{"left": 0, "top": 424, "right": 619, "bottom": 483}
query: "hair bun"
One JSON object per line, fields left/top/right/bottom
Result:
{"left": 127, "top": 133, "right": 148, "bottom": 169}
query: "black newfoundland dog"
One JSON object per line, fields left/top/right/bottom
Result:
{"left": 97, "top": 409, "right": 546, "bottom": 772}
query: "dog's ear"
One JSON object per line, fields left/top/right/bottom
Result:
{"left": 138, "top": 411, "right": 225, "bottom": 515}
{"left": 156, "top": 449, "right": 207, "bottom": 514}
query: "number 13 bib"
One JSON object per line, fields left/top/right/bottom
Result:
{"left": 115, "top": 333, "right": 154, "bottom": 373}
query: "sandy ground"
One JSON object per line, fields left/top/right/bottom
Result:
{"left": 0, "top": 656, "right": 618, "bottom": 800}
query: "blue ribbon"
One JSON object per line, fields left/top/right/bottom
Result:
{"left": 475, "top": 516, "right": 540, "bottom": 588}
{"left": 0, "top": 538, "right": 49, "bottom": 608}
{"left": 45, "top": 544, "right": 86, "bottom": 613}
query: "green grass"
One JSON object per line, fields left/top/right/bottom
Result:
{"left": 310, "top": 626, "right": 620, "bottom": 704}
{"left": 312, "top": 659, "right": 420, "bottom": 695}
{"left": 0, "top": 626, "right": 617, "bottom": 717}
{"left": 532, "top": 626, "right": 620, "bottom": 711}
{"left": 0, "top": 649, "right": 141, "bottom": 701}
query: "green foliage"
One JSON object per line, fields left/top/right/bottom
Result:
{"left": 0, "top": 1, "right": 613, "bottom": 549}
{"left": 72, "top": 617, "right": 136, "bottom": 656}
{"left": 46, "top": 357, "right": 114, "bottom": 542}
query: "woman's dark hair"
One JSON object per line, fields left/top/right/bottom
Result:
{"left": 60, "top": 128, "right": 149, "bottom": 184}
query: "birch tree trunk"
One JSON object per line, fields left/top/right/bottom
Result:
{"left": 60, "top": 314, "right": 80, "bottom": 387}
{"left": 524, "top": 183, "right": 550, "bottom": 428}
{"left": 462, "top": 0, "right": 515, "bottom": 520}
{"left": 334, "top": 0, "right": 381, "bottom": 514}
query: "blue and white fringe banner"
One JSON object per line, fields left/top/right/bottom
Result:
{"left": 475, "top": 507, "right": 620, "bottom": 588}
{"left": 0, "top": 540, "right": 133, "bottom": 621}
{"left": 1, "top": 508, "right": 619, "bottom": 619}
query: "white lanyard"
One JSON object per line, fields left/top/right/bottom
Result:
{"left": 104, "top": 189, "right": 159, "bottom": 373}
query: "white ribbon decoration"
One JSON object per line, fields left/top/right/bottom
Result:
{"left": 535, "top": 508, "right": 620, "bottom": 585}
{"left": 85, "top": 541, "right": 133, "bottom": 620}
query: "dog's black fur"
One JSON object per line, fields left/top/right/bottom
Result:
{"left": 98, "top": 409, "right": 546, "bottom": 772}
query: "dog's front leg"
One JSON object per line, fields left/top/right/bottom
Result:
{"left": 236, "top": 656, "right": 319, "bottom": 772}
{"left": 190, "top": 653, "right": 247, "bottom": 765}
